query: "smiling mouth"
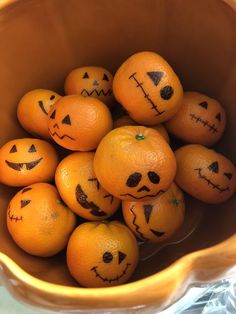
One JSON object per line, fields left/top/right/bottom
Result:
{"left": 81, "top": 89, "right": 112, "bottom": 97}
{"left": 75, "top": 184, "right": 107, "bottom": 217}
{"left": 90, "top": 263, "right": 131, "bottom": 283}
{"left": 7, "top": 209, "right": 23, "bottom": 222}
{"left": 194, "top": 168, "right": 230, "bottom": 192}
{"left": 5, "top": 158, "right": 43, "bottom": 171}
{"left": 49, "top": 129, "right": 75, "bottom": 141}
{"left": 129, "top": 72, "right": 165, "bottom": 116}
{"left": 189, "top": 113, "right": 218, "bottom": 133}
{"left": 120, "top": 189, "right": 165, "bottom": 200}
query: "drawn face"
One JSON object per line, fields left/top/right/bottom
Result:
{"left": 120, "top": 171, "right": 165, "bottom": 200}
{"left": 0, "top": 138, "right": 59, "bottom": 186}
{"left": 55, "top": 152, "right": 120, "bottom": 220}
{"left": 64, "top": 66, "right": 114, "bottom": 107}
{"left": 17, "top": 89, "right": 61, "bottom": 139}
{"left": 122, "top": 183, "right": 185, "bottom": 243}
{"left": 113, "top": 51, "right": 183, "bottom": 125}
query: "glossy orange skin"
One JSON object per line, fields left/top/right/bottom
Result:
{"left": 66, "top": 220, "right": 139, "bottom": 287}
{"left": 17, "top": 89, "right": 61, "bottom": 139}
{"left": 64, "top": 66, "right": 114, "bottom": 107}
{"left": 122, "top": 183, "right": 185, "bottom": 243}
{"left": 7, "top": 183, "right": 76, "bottom": 257}
{"left": 165, "top": 92, "right": 226, "bottom": 146}
{"left": 113, "top": 51, "right": 183, "bottom": 125}
{"left": 175, "top": 144, "right": 236, "bottom": 204}
{"left": 113, "top": 114, "right": 170, "bottom": 143}
{"left": 0, "top": 138, "right": 59, "bottom": 187}
{"left": 48, "top": 95, "right": 113, "bottom": 151}
{"left": 55, "top": 152, "right": 120, "bottom": 220}
{"left": 94, "top": 126, "right": 176, "bottom": 201}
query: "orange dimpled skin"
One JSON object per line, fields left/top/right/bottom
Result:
{"left": 48, "top": 95, "right": 113, "bottom": 151}
{"left": 165, "top": 92, "right": 226, "bottom": 146}
{"left": 17, "top": 89, "right": 61, "bottom": 139}
{"left": 122, "top": 183, "right": 185, "bottom": 243}
{"left": 113, "top": 51, "right": 183, "bottom": 125}
{"left": 94, "top": 126, "right": 176, "bottom": 201}
{"left": 0, "top": 138, "right": 59, "bottom": 186}
{"left": 7, "top": 183, "right": 76, "bottom": 257}
{"left": 55, "top": 152, "right": 120, "bottom": 220}
{"left": 66, "top": 221, "right": 139, "bottom": 287}
{"left": 175, "top": 144, "right": 236, "bottom": 204}
{"left": 64, "top": 66, "right": 114, "bottom": 107}
{"left": 113, "top": 115, "right": 170, "bottom": 143}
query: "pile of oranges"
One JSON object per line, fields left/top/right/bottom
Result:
{"left": 1, "top": 51, "right": 235, "bottom": 288}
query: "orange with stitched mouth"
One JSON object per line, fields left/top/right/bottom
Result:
{"left": 0, "top": 138, "right": 59, "bottom": 186}
{"left": 66, "top": 220, "right": 139, "bottom": 287}
{"left": 175, "top": 144, "right": 236, "bottom": 204}
{"left": 94, "top": 126, "right": 176, "bottom": 201}
{"left": 165, "top": 92, "right": 226, "bottom": 146}
{"left": 7, "top": 182, "right": 76, "bottom": 257}
{"left": 55, "top": 152, "right": 120, "bottom": 220}
{"left": 17, "top": 89, "right": 61, "bottom": 139}
{"left": 64, "top": 66, "right": 114, "bottom": 108}
{"left": 48, "top": 95, "right": 113, "bottom": 151}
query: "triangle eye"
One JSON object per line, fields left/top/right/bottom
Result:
{"left": 147, "top": 71, "right": 164, "bottom": 86}
{"left": 118, "top": 251, "right": 127, "bottom": 264}
{"left": 216, "top": 112, "right": 221, "bottom": 122}
{"left": 198, "top": 101, "right": 208, "bottom": 109}
{"left": 208, "top": 161, "right": 219, "bottom": 173}
{"left": 143, "top": 204, "right": 153, "bottom": 224}
{"left": 21, "top": 199, "right": 31, "bottom": 208}
{"left": 62, "top": 115, "right": 71, "bottom": 125}
{"left": 10, "top": 145, "right": 17, "bottom": 153}
{"left": 224, "top": 172, "right": 233, "bottom": 180}
{"left": 50, "top": 110, "right": 56, "bottom": 119}
{"left": 83, "top": 72, "right": 89, "bottom": 79}
{"left": 102, "top": 74, "right": 109, "bottom": 81}
{"left": 28, "top": 144, "right": 36, "bottom": 153}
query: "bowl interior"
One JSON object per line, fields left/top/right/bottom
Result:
{"left": 0, "top": 0, "right": 236, "bottom": 287}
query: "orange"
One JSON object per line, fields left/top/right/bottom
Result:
{"left": 48, "top": 95, "right": 113, "bottom": 151}
{"left": 55, "top": 152, "right": 120, "bottom": 220}
{"left": 0, "top": 138, "right": 59, "bottom": 187}
{"left": 175, "top": 144, "right": 236, "bottom": 204}
{"left": 64, "top": 66, "right": 114, "bottom": 107}
{"left": 17, "top": 89, "right": 61, "bottom": 139}
{"left": 113, "top": 51, "right": 183, "bottom": 125}
{"left": 7, "top": 183, "right": 76, "bottom": 257}
{"left": 165, "top": 92, "right": 226, "bottom": 146}
{"left": 66, "top": 220, "right": 139, "bottom": 287}
{"left": 94, "top": 126, "right": 176, "bottom": 201}
{"left": 113, "top": 114, "right": 170, "bottom": 143}
{"left": 122, "top": 182, "right": 185, "bottom": 243}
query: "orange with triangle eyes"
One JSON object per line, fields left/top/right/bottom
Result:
{"left": 0, "top": 138, "right": 59, "bottom": 187}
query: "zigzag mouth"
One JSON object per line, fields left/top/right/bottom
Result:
{"left": 90, "top": 263, "right": 131, "bottom": 283}
{"left": 130, "top": 205, "right": 148, "bottom": 241}
{"left": 129, "top": 72, "right": 165, "bottom": 116}
{"left": 189, "top": 113, "right": 218, "bottom": 133}
{"left": 194, "top": 168, "right": 230, "bottom": 193}
{"left": 7, "top": 209, "right": 23, "bottom": 222}
{"left": 49, "top": 129, "right": 75, "bottom": 141}
{"left": 81, "top": 89, "right": 112, "bottom": 97}
{"left": 120, "top": 189, "right": 165, "bottom": 200}
{"left": 5, "top": 158, "right": 43, "bottom": 171}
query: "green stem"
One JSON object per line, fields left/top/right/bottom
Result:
{"left": 135, "top": 133, "right": 145, "bottom": 140}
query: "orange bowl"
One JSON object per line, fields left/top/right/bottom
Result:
{"left": 0, "top": 0, "right": 236, "bottom": 312}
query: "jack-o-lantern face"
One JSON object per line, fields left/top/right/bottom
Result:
{"left": 64, "top": 66, "right": 114, "bottom": 107}
{"left": 175, "top": 144, "right": 236, "bottom": 204}
{"left": 113, "top": 51, "right": 183, "bottom": 125}
{"left": 122, "top": 183, "right": 185, "bottom": 243}
{"left": 55, "top": 152, "right": 120, "bottom": 220}
{"left": 165, "top": 92, "right": 226, "bottom": 146}
{"left": 66, "top": 221, "right": 139, "bottom": 287}
{"left": 48, "top": 95, "right": 113, "bottom": 151}
{"left": 0, "top": 138, "right": 59, "bottom": 187}
{"left": 17, "top": 89, "right": 61, "bottom": 139}
{"left": 7, "top": 183, "right": 76, "bottom": 257}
